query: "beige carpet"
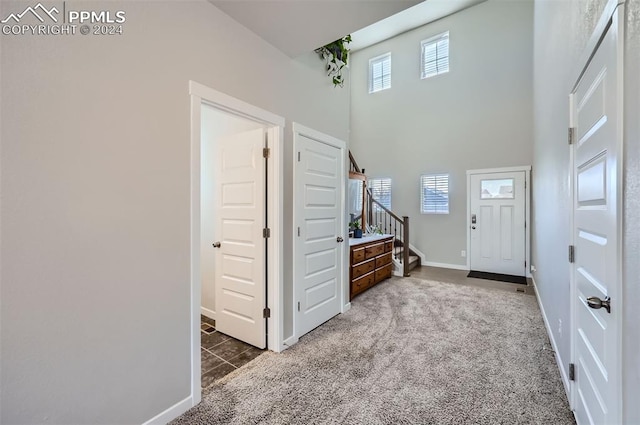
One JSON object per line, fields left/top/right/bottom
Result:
{"left": 173, "top": 276, "right": 575, "bottom": 424}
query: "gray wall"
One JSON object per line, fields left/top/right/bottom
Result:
{"left": 349, "top": 0, "right": 534, "bottom": 267}
{"left": 0, "top": 1, "right": 349, "bottom": 423}
{"left": 532, "top": 0, "right": 640, "bottom": 421}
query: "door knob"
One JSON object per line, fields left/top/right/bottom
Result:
{"left": 471, "top": 226, "right": 476, "bottom": 230}
{"left": 212, "top": 242, "right": 221, "bottom": 248}
{"left": 337, "top": 236, "right": 344, "bottom": 243}
{"left": 586, "top": 296, "right": 611, "bottom": 313}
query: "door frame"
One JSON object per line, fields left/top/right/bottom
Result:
{"left": 466, "top": 166, "right": 531, "bottom": 277}
{"left": 291, "top": 122, "right": 349, "bottom": 343}
{"left": 568, "top": 0, "right": 625, "bottom": 417}
{"left": 189, "top": 81, "right": 285, "bottom": 405}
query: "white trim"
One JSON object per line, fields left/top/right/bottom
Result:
{"left": 189, "top": 81, "right": 286, "bottom": 414}
{"left": 189, "top": 94, "right": 202, "bottom": 407}
{"left": 466, "top": 165, "right": 531, "bottom": 175}
{"left": 292, "top": 122, "right": 348, "bottom": 340}
{"left": 408, "top": 243, "right": 426, "bottom": 264}
{"left": 569, "top": 90, "right": 577, "bottom": 411}
{"left": 466, "top": 166, "right": 531, "bottom": 278}
{"left": 283, "top": 335, "right": 299, "bottom": 349}
{"left": 141, "top": 396, "right": 193, "bottom": 425}
{"left": 423, "top": 261, "right": 468, "bottom": 271}
{"left": 342, "top": 302, "right": 351, "bottom": 313}
{"left": 200, "top": 307, "right": 215, "bottom": 320}
{"left": 189, "top": 81, "right": 285, "bottom": 128}
{"left": 570, "top": 0, "right": 626, "bottom": 92}
{"left": 531, "top": 276, "right": 572, "bottom": 401}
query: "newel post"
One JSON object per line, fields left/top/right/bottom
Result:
{"left": 402, "top": 216, "right": 410, "bottom": 277}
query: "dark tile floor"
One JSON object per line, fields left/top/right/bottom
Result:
{"left": 200, "top": 315, "right": 264, "bottom": 388}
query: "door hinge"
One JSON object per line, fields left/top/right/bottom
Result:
{"left": 263, "top": 307, "right": 271, "bottom": 318}
{"left": 263, "top": 228, "right": 271, "bottom": 238}
{"left": 263, "top": 147, "right": 270, "bottom": 158}
{"left": 297, "top": 301, "right": 301, "bottom": 312}
{"left": 569, "top": 363, "right": 575, "bottom": 381}
{"left": 525, "top": 261, "right": 527, "bottom": 267}
{"left": 297, "top": 227, "right": 301, "bottom": 237}
{"left": 568, "top": 127, "right": 576, "bottom": 145}
{"left": 297, "top": 152, "right": 301, "bottom": 162}
{"left": 569, "top": 245, "right": 575, "bottom": 263}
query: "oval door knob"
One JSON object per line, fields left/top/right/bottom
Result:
{"left": 471, "top": 226, "right": 476, "bottom": 230}
{"left": 337, "top": 237, "right": 344, "bottom": 243}
{"left": 212, "top": 242, "right": 221, "bottom": 248}
{"left": 586, "top": 296, "right": 611, "bottom": 313}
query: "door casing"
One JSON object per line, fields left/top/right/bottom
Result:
{"left": 189, "top": 81, "right": 285, "bottom": 407}
{"left": 466, "top": 166, "right": 531, "bottom": 277}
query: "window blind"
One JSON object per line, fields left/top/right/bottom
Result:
{"left": 421, "top": 174, "right": 449, "bottom": 214}
{"left": 421, "top": 32, "right": 449, "bottom": 79}
{"left": 369, "top": 53, "right": 391, "bottom": 93}
{"left": 369, "top": 178, "right": 391, "bottom": 211}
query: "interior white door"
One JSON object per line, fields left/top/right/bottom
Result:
{"left": 295, "top": 133, "right": 343, "bottom": 338}
{"left": 214, "top": 128, "right": 266, "bottom": 349}
{"left": 571, "top": 11, "right": 621, "bottom": 425}
{"left": 469, "top": 171, "right": 526, "bottom": 276}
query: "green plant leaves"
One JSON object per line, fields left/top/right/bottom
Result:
{"left": 315, "top": 35, "right": 351, "bottom": 87}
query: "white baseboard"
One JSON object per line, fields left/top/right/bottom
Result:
{"left": 531, "top": 276, "right": 572, "bottom": 405}
{"left": 142, "top": 396, "right": 193, "bottom": 425}
{"left": 342, "top": 302, "right": 351, "bottom": 313}
{"left": 200, "top": 307, "right": 215, "bottom": 320}
{"left": 423, "top": 261, "right": 469, "bottom": 271}
{"left": 283, "top": 335, "right": 298, "bottom": 350}
{"left": 408, "top": 243, "right": 426, "bottom": 264}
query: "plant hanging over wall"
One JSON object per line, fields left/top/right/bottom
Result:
{"left": 315, "top": 35, "right": 352, "bottom": 87}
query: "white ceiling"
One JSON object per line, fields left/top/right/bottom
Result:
{"left": 209, "top": 0, "right": 422, "bottom": 58}
{"left": 209, "top": 0, "right": 487, "bottom": 58}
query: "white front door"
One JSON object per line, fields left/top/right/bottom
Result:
{"left": 214, "top": 128, "right": 266, "bottom": 349}
{"left": 469, "top": 171, "right": 526, "bottom": 276}
{"left": 294, "top": 128, "right": 344, "bottom": 338}
{"left": 571, "top": 9, "right": 621, "bottom": 424}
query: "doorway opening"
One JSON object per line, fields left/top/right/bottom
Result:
{"left": 466, "top": 166, "right": 531, "bottom": 280}
{"left": 189, "top": 81, "right": 285, "bottom": 403}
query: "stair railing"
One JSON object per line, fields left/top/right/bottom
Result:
{"left": 367, "top": 189, "right": 411, "bottom": 277}
{"left": 349, "top": 150, "right": 412, "bottom": 277}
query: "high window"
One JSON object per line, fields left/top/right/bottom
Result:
{"left": 421, "top": 32, "right": 449, "bottom": 79}
{"left": 369, "top": 53, "right": 391, "bottom": 93}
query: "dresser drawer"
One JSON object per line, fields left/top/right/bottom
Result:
{"left": 374, "top": 264, "right": 393, "bottom": 283}
{"left": 375, "top": 252, "right": 392, "bottom": 268}
{"left": 384, "top": 240, "right": 393, "bottom": 253}
{"left": 352, "top": 247, "right": 365, "bottom": 264}
{"left": 351, "top": 271, "right": 374, "bottom": 296}
{"left": 365, "top": 243, "right": 385, "bottom": 259}
{"left": 352, "top": 258, "right": 375, "bottom": 279}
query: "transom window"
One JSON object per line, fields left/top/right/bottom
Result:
{"left": 369, "top": 53, "right": 391, "bottom": 93}
{"left": 421, "top": 32, "right": 449, "bottom": 79}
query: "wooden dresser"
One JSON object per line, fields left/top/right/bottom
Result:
{"left": 349, "top": 235, "right": 394, "bottom": 300}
